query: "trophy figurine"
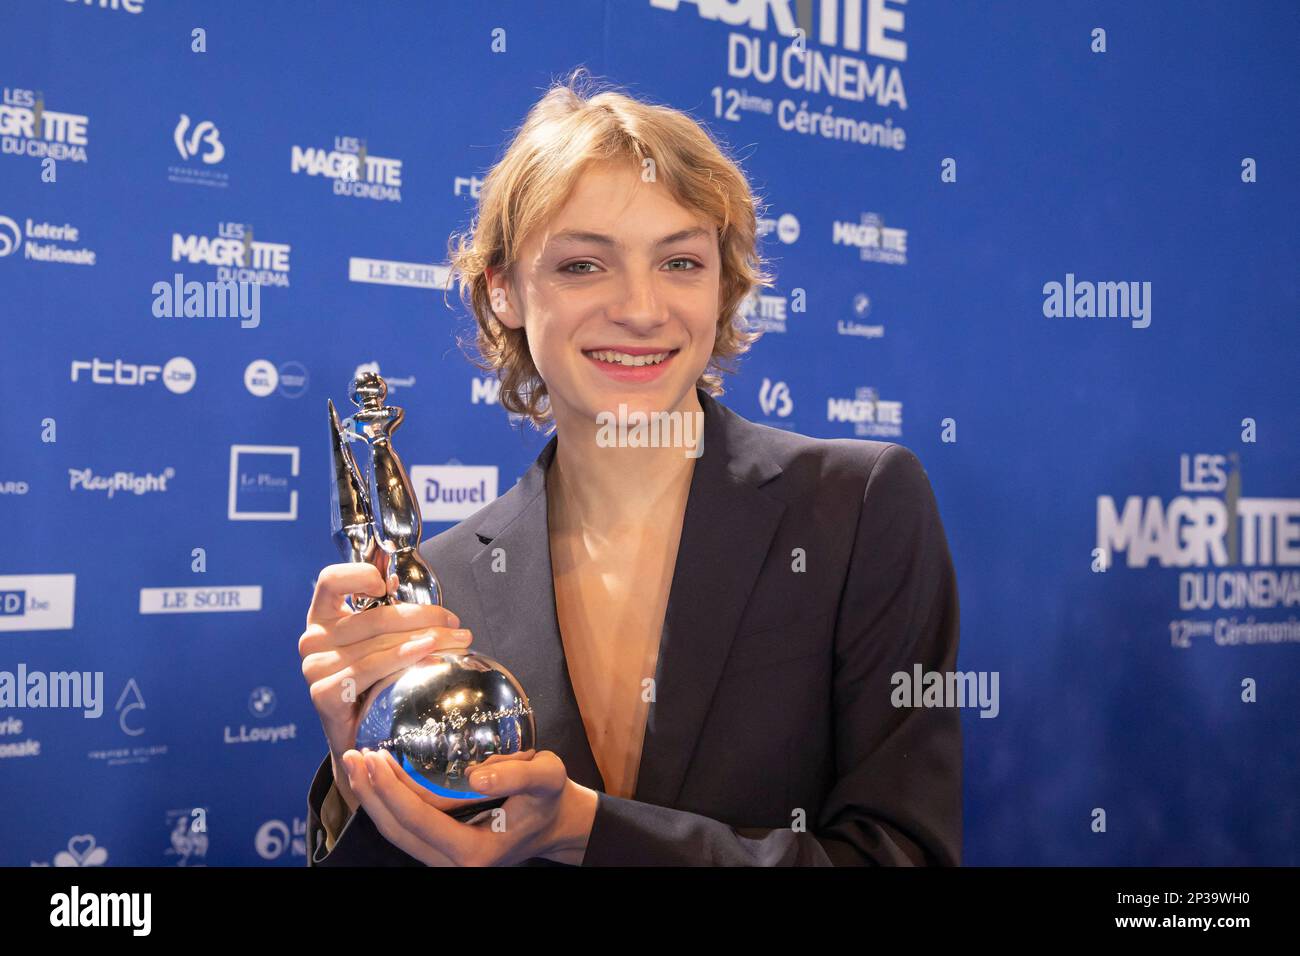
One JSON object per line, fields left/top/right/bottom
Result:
{"left": 328, "top": 371, "right": 534, "bottom": 815}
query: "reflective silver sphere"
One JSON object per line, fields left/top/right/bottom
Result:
{"left": 355, "top": 652, "right": 535, "bottom": 799}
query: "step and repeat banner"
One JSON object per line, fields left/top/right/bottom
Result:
{"left": 1, "top": 0, "right": 1296, "bottom": 866}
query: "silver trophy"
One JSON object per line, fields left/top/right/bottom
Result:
{"left": 329, "top": 371, "right": 534, "bottom": 812}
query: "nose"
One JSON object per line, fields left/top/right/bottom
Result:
{"left": 608, "top": 271, "right": 667, "bottom": 335}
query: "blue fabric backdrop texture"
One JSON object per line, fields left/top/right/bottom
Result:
{"left": 0, "top": 0, "right": 1296, "bottom": 866}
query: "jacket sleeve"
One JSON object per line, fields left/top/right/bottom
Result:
{"left": 580, "top": 443, "right": 963, "bottom": 866}
{"left": 306, "top": 752, "right": 425, "bottom": 867}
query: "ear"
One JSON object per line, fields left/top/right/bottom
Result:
{"left": 486, "top": 266, "right": 524, "bottom": 330}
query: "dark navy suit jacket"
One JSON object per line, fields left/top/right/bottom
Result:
{"left": 306, "top": 387, "right": 962, "bottom": 866}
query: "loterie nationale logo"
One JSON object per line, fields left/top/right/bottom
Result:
{"left": 0, "top": 213, "right": 96, "bottom": 265}
{"left": 290, "top": 135, "right": 402, "bottom": 202}
{"left": 1, "top": 87, "right": 89, "bottom": 163}
{"left": 1096, "top": 453, "right": 1300, "bottom": 649}
{"left": 171, "top": 221, "right": 290, "bottom": 287}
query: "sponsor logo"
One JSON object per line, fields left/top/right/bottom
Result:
{"left": 0, "top": 481, "right": 29, "bottom": 494}
{"left": 228, "top": 445, "right": 299, "bottom": 520}
{"left": 0, "top": 713, "right": 39, "bottom": 759}
{"left": 85, "top": 679, "right": 170, "bottom": 765}
{"left": 0, "top": 215, "right": 19, "bottom": 256}
{"left": 837, "top": 291, "right": 884, "bottom": 338}
{"left": 172, "top": 221, "right": 290, "bottom": 287}
{"left": 1097, "top": 453, "right": 1300, "bottom": 649}
{"left": 827, "top": 385, "right": 903, "bottom": 438}
{"left": 169, "top": 113, "right": 229, "bottom": 188}
{"left": 225, "top": 685, "right": 296, "bottom": 746}
{"left": 650, "top": 0, "right": 908, "bottom": 104}
{"left": 65, "top": 0, "right": 145, "bottom": 13}
{"left": 0, "top": 213, "right": 97, "bottom": 265}
{"left": 740, "top": 287, "right": 791, "bottom": 334}
{"left": 411, "top": 465, "right": 500, "bottom": 522}
{"left": 32, "top": 835, "right": 110, "bottom": 869}
{"left": 138, "top": 586, "right": 263, "bottom": 614}
{"left": 832, "top": 212, "right": 907, "bottom": 265}
{"left": 71, "top": 356, "right": 196, "bottom": 393}
{"left": 469, "top": 377, "right": 527, "bottom": 422}
{"left": 757, "top": 211, "right": 800, "bottom": 244}
{"left": 69, "top": 467, "right": 174, "bottom": 498}
{"left": 254, "top": 817, "right": 306, "bottom": 860}
{"left": 291, "top": 135, "right": 402, "bottom": 202}
{"left": 453, "top": 172, "right": 485, "bottom": 197}
{"left": 353, "top": 361, "right": 413, "bottom": 392}
{"left": 173, "top": 114, "right": 223, "bottom": 163}
{"left": 0, "top": 575, "right": 76, "bottom": 632}
{"left": 163, "top": 809, "right": 209, "bottom": 867}
{"left": 471, "top": 376, "right": 501, "bottom": 405}
{"left": 758, "top": 377, "right": 793, "bottom": 417}
{"left": 244, "top": 359, "right": 308, "bottom": 398}
{"left": 1, "top": 87, "right": 90, "bottom": 162}
{"left": 347, "top": 256, "right": 451, "bottom": 289}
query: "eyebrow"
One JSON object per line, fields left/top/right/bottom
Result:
{"left": 546, "top": 226, "right": 712, "bottom": 251}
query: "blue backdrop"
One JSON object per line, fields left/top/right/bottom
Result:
{"left": 1, "top": 0, "right": 1296, "bottom": 866}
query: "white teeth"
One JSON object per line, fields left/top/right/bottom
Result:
{"left": 587, "top": 349, "right": 671, "bottom": 367}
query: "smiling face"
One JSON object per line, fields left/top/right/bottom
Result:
{"left": 487, "top": 159, "right": 722, "bottom": 432}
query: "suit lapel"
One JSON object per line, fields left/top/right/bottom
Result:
{"left": 468, "top": 389, "right": 786, "bottom": 805}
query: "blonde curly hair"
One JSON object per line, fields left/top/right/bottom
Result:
{"left": 444, "top": 67, "right": 774, "bottom": 430}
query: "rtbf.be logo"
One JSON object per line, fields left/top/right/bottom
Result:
{"left": 70, "top": 357, "right": 195, "bottom": 393}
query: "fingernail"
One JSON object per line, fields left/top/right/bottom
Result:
{"left": 470, "top": 771, "right": 497, "bottom": 791}
{"left": 448, "top": 612, "right": 461, "bottom": 628}
{"left": 452, "top": 629, "right": 472, "bottom": 641}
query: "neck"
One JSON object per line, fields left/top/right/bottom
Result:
{"left": 547, "top": 388, "right": 704, "bottom": 530}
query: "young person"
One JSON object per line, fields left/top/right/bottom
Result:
{"left": 299, "top": 69, "right": 961, "bottom": 866}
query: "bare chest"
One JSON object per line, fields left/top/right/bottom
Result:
{"left": 549, "top": 523, "right": 683, "bottom": 797}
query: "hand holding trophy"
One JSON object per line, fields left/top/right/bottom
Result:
{"left": 328, "top": 371, "right": 535, "bottom": 821}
